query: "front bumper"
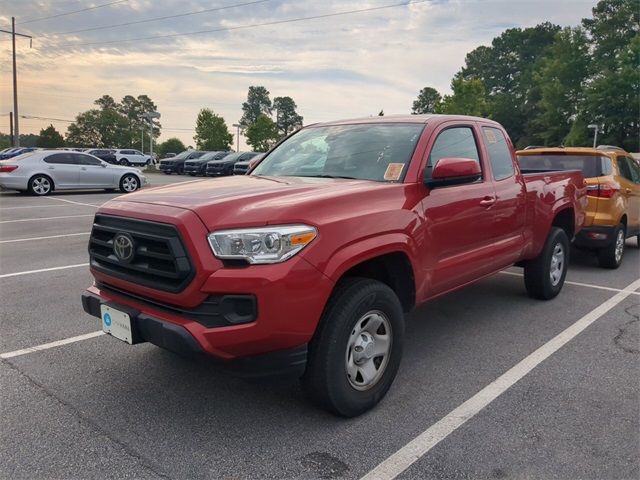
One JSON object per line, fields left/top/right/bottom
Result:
{"left": 82, "top": 291, "right": 308, "bottom": 376}
{"left": 574, "top": 225, "right": 617, "bottom": 249}
{"left": 159, "top": 163, "right": 177, "bottom": 172}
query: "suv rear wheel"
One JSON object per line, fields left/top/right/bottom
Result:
{"left": 119, "top": 158, "right": 129, "bottom": 166}
{"left": 598, "top": 224, "right": 625, "bottom": 269}
{"left": 303, "top": 278, "right": 404, "bottom": 417}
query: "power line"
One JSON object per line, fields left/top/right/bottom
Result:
{"left": 47, "top": 0, "right": 428, "bottom": 49}
{"left": 48, "top": 0, "right": 273, "bottom": 36}
{"left": 16, "top": 0, "right": 129, "bottom": 25}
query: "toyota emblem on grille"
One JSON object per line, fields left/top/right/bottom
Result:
{"left": 113, "top": 233, "right": 135, "bottom": 263}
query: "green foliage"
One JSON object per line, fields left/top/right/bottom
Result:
{"left": 0, "top": 133, "right": 10, "bottom": 149}
{"left": 193, "top": 108, "right": 233, "bottom": 151}
{"left": 66, "top": 94, "right": 161, "bottom": 148}
{"left": 411, "top": 87, "right": 442, "bottom": 114}
{"left": 273, "top": 96, "right": 303, "bottom": 137}
{"left": 246, "top": 114, "right": 278, "bottom": 152}
{"left": 439, "top": 77, "right": 489, "bottom": 117}
{"left": 531, "top": 27, "right": 590, "bottom": 146}
{"left": 37, "top": 124, "right": 65, "bottom": 148}
{"left": 240, "top": 86, "right": 272, "bottom": 127}
{"left": 157, "top": 137, "right": 186, "bottom": 158}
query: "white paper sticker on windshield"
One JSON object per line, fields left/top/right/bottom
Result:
{"left": 384, "top": 163, "right": 405, "bottom": 181}
{"left": 485, "top": 129, "right": 497, "bottom": 144}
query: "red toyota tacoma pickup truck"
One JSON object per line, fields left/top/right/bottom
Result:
{"left": 82, "top": 115, "right": 586, "bottom": 416}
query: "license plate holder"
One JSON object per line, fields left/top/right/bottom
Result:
{"left": 101, "top": 304, "right": 134, "bottom": 344}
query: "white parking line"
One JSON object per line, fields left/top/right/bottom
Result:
{"left": 0, "top": 263, "right": 89, "bottom": 279}
{"left": 45, "top": 197, "right": 103, "bottom": 208}
{"left": 0, "top": 232, "right": 90, "bottom": 244}
{"left": 499, "top": 270, "right": 640, "bottom": 296}
{"left": 0, "top": 214, "right": 94, "bottom": 224}
{"left": 360, "top": 277, "right": 640, "bottom": 480}
{"left": 0, "top": 331, "right": 104, "bottom": 359}
{"left": 0, "top": 204, "right": 97, "bottom": 211}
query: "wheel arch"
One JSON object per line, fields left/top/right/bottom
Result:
{"left": 28, "top": 172, "right": 55, "bottom": 191}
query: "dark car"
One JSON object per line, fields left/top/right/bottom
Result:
{"left": 0, "top": 147, "right": 37, "bottom": 160}
{"left": 86, "top": 149, "right": 117, "bottom": 164}
{"left": 184, "top": 151, "right": 232, "bottom": 176}
{"left": 206, "top": 151, "right": 258, "bottom": 177}
{"left": 158, "top": 150, "right": 205, "bottom": 175}
{"left": 233, "top": 152, "right": 264, "bottom": 175}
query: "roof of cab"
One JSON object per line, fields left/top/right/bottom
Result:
{"left": 312, "top": 114, "right": 503, "bottom": 127}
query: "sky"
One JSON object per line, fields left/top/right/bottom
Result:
{"left": 0, "top": 0, "right": 597, "bottom": 150}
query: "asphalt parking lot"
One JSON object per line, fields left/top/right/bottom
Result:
{"left": 1, "top": 173, "right": 638, "bottom": 480}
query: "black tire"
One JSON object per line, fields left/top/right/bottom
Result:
{"left": 177, "top": 165, "right": 184, "bottom": 175}
{"left": 163, "top": 171, "right": 171, "bottom": 175}
{"left": 119, "top": 158, "right": 129, "bottom": 166}
{"left": 104, "top": 188, "right": 116, "bottom": 193}
{"left": 524, "top": 227, "right": 569, "bottom": 300}
{"left": 302, "top": 278, "right": 405, "bottom": 417}
{"left": 188, "top": 173, "right": 196, "bottom": 177}
{"left": 28, "top": 174, "right": 53, "bottom": 196}
{"left": 119, "top": 174, "right": 140, "bottom": 193}
{"left": 597, "top": 224, "right": 625, "bottom": 269}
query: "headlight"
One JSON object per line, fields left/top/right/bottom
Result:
{"left": 208, "top": 225, "right": 317, "bottom": 264}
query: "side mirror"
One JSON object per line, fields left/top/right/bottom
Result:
{"left": 424, "top": 157, "right": 482, "bottom": 188}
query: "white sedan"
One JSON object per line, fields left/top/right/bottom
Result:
{"left": 0, "top": 150, "right": 147, "bottom": 196}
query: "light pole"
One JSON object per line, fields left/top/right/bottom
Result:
{"left": 588, "top": 124, "right": 600, "bottom": 149}
{"left": 144, "top": 112, "right": 161, "bottom": 163}
{"left": 232, "top": 123, "right": 244, "bottom": 152}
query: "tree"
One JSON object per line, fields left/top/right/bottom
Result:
{"left": 578, "top": 0, "right": 640, "bottom": 151}
{"left": 530, "top": 27, "right": 590, "bottom": 146}
{"left": 37, "top": 124, "right": 65, "bottom": 148}
{"left": 95, "top": 95, "right": 118, "bottom": 111}
{"left": 273, "top": 96, "right": 303, "bottom": 137}
{"left": 240, "top": 86, "right": 272, "bottom": 127}
{"left": 411, "top": 87, "right": 442, "bottom": 114}
{"left": 193, "top": 108, "right": 233, "bottom": 151}
{"left": 66, "top": 109, "right": 129, "bottom": 147}
{"left": 117, "top": 95, "right": 161, "bottom": 148}
{"left": 246, "top": 114, "right": 278, "bottom": 152}
{"left": 439, "top": 77, "right": 489, "bottom": 117}
{"left": 157, "top": 137, "right": 186, "bottom": 157}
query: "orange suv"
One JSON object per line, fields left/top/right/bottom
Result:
{"left": 517, "top": 146, "right": 640, "bottom": 268}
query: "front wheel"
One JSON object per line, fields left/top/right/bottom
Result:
{"left": 119, "top": 174, "right": 140, "bottom": 193}
{"left": 597, "top": 224, "right": 625, "bottom": 269}
{"left": 303, "top": 278, "right": 404, "bottom": 417}
{"left": 524, "top": 227, "right": 569, "bottom": 300}
{"left": 28, "top": 175, "right": 53, "bottom": 196}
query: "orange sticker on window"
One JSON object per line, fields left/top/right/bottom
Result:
{"left": 485, "top": 129, "right": 497, "bottom": 144}
{"left": 384, "top": 163, "right": 404, "bottom": 181}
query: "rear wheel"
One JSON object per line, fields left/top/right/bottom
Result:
{"left": 163, "top": 171, "right": 171, "bottom": 175}
{"left": 119, "top": 174, "right": 139, "bottom": 193}
{"left": 524, "top": 227, "right": 569, "bottom": 300}
{"left": 28, "top": 175, "right": 53, "bottom": 196}
{"left": 303, "top": 278, "right": 404, "bottom": 417}
{"left": 177, "top": 165, "right": 184, "bottom": 175}
{"left": 597, "top": 224, "right": 625, "bottom": 269}
{"left": 119, "top": 158, "right": 129, "bottom": 166}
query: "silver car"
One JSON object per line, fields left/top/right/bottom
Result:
{"left": 0, "top": 150, "right": 147, "bottom": 196}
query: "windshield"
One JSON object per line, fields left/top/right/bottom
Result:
{"left": 170, "top": 151, "right": 193, "bottom": 160}
{"left": 517, "top": 154, "right": 610, "bottom": 178}
{"left": 251, "top": 123, "right": 424, "bottom": 182}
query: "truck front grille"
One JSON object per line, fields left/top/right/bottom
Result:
{"left": 89, "top": 214, "right": 194, "bottom": 293}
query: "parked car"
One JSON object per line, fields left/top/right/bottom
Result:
{"left": 517, "top": 145, "right": 640, "bottom": 268}
{"left": 158, "top": 150, "right": 206, "bottom": 174}
{"left": 86, "top": 149, "right": 117, "bottom": 164}
{"left": 82, "top": 115, "right": 586, "bottom": 417}
{"left": 184, "top": 151, "right": 231, "bottom": 176}
{"left": 205, "top": 151, "right": 256, "bottom": 176}
{"left": 0, "top": 147, "right": 37, "bottom": 160}
{"left": 0, "top": 150, "right": 146, "bottom": 195}
{"left": 233, "top": 153, "right": 265, "bottom": 175}
{"left": 113, "top": 149, "right": 151, "bottom": 166}
{"left": 164, "top": 153, "right": 176, "bottom": 158}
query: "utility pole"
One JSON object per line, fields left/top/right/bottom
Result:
{"left": 0, "top": 18, "right": 33, "bottom": 147}
{"left": 9, "top": 112, "right": 14, "bottom": 146}
{"left": 232, "top": 123, "right": 244, "bottom": 152}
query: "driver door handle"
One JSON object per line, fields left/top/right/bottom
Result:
{"left": 480, "top": 196, "right": 497, "bottom": 207}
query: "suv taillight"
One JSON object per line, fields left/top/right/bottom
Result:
{"left": 0, "top": 165, "right": 18, "bottom": 173}
{"left": 586, "top": 183, "right": 619, "bottom": 198}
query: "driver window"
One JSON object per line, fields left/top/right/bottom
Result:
{"left": 428, "top": 127, "right": 481, "bottom": 178}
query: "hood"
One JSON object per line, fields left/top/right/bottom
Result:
{"left": 108, "top": 175, "right": 406, "bottom": 229}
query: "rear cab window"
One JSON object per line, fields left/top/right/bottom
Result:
{"left": 482, "top": 127, "right": 514, "bottom": 181}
